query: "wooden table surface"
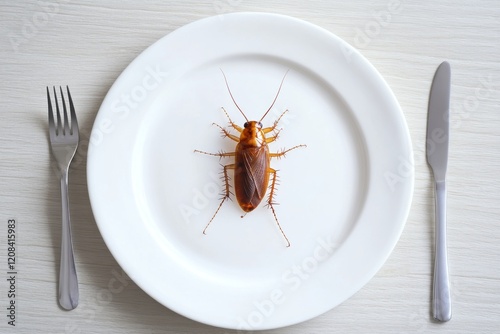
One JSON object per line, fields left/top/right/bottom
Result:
{"left": 1, "top": 1, "right": 499, "bottom": 333}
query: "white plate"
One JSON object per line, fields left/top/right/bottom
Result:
{"left": 87, "top": 12, "right": 413, "bottom": 330}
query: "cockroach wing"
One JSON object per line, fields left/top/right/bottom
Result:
{"left": 234, "top": 145, "right": 270, "bottom": 212}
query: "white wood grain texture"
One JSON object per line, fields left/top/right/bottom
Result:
{"left": 0, "top": 0, "right": 499, "bottom": 333}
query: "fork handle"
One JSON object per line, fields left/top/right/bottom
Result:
{"left": 432, "top": 180, "right": 451, "bottom": 321}
{"left": 59, "top": 170, "right": 79, "bottom": 310}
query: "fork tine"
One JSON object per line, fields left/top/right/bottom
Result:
{"left": 47, "top": 87, "right": 56, "bottom": 137}
{"left": 66, "top": 86, "right": 79, "bottom": 135}
{"left": 53, "top": 86, "right": 63, "bottom": 136}
{"left": 60, "top": 86, "right": 70, "bottom": 136}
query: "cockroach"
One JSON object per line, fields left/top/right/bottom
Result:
{"left": 194, "top": 70, "right": 306, "bottom": 247}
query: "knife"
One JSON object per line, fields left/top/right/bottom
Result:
{"left": 426, "top": 61, "right": 452, "bottom": 322}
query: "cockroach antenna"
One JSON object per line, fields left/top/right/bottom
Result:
{"left": 220, "top": 69, "right": 248, "bottom": 122}
{"left": 259, "top": 69, "right": 290, "bottom": 123}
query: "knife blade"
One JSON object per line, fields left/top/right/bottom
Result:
{"left": 426, "top": 61, "right": 452, "bottom": 322}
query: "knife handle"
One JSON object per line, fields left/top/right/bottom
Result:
{"left": 432, "top": 180, "right": 452, "bottom": 321}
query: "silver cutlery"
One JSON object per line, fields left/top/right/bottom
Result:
{"left": 47, "top": 86, "right": 79, "bottom": 310}
{"left": 426, "top": 61, "right": 452, "bottom": 322}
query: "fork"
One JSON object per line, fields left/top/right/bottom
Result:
{"left": 47, "top": 86, "right": 79, "bottom": 310}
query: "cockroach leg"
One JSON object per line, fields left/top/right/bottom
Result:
{"left": 203, "top": 163, "right": 235, "bottom": 234}
{"left": 262, "top": 109, "right": 289, "bottom": 134}
{"left": 269, "top": 144, "right": 307, "bottom": 159}
{"left": 193, "top": 150, "right": 236, "bottom": 159}
{"left": 266, "top": 168, "right": 290, "bottom": 247}
{"left": 221, "top": 107, "right": 243, "bottom": 133}
{"left": 265, "top": 128, "right": 282, "bottom": 144}
{"left": 212, "top": 123, "right": 240, "bottom": 142}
